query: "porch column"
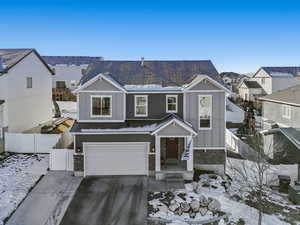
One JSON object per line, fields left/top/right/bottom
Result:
{"left": 187, "top": 136, "right": 194, "bottom": 171}
{"left": 155, "top": 135, "right": 161, "bottom": 172}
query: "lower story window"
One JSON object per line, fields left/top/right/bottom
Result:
{"left": 91, "top": 96, "right": 112, "bottom": 117}
{"left": 199, "top": 95, "right": 212, "bottom": 129}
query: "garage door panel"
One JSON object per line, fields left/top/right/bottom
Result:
{"left": 84, "top": 142, "right": 148, "bottom": 176}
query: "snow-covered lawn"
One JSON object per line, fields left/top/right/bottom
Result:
{"left": 0, "top": 154, "right": 49, "bottom": 225}
{"left": 149, "top": 172, "right": 300, "bottom": 225}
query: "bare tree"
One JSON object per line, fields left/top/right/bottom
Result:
{"left": 227, "top": 133, "right": 277, "bottom": 225}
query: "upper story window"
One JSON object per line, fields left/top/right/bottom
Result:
{"left": 199, "top": 95, "right": 212, "bottom": 129}
{"left": 166, "top": 95, "right": 178, "bottom": 113}
{"left": 261, "top": 78, "right": 265, "bottom": 85}
{"left": 282, "top": 104, "right": 291, "bottom": 119}
{"left": 91, "top": 95, "right": 112, "bottom": 117}
{"left": 26, "top": 77, "right": 33, "bottom": 89}
{"left": 135, "top": 95, "right": 148, "bottom": 117}
{"left": 56, "top": 81, "right": 66, "bottom": 88}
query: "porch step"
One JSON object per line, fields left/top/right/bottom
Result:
{"left": 165, "top": 173, "right": 184, "bottom": 182}
{"left": 165, "top": 173, "right": 185, "bottom": 190}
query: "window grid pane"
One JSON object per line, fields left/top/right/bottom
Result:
{"left": 135, "top": 96, "right": 147, "bottom": 116}
{"left": 92, "top": 97, "right": 111, "bottom": 116}
{"left": 199, "top": 96, "right": 212, "bottom": 128}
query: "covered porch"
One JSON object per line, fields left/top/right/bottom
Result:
{"left": 151, "top": 116, "right": 197, "bottom": 180}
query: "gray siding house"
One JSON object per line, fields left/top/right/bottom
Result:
{"left": 71, "top": 60, "right": 229, "bottom": 180}
{"left": 260, "top": 85, "right": 300, "bottom": 178}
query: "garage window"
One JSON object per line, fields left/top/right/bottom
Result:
{"left": 91, "top": 95, "right": 112, "bottom": 117}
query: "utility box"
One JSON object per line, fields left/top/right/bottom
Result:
{"left": 278, "top": 175, "right": 291, "bottom": 193}
{"left": 289, "top": 181, "right": 300, "bottom": 205}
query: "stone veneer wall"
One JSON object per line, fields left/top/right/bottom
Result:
{"left": 74, "top": 155, "right": 84, "bottom": 171}
{"left": 193, "top": 149, "right": 226, "bottom": 165}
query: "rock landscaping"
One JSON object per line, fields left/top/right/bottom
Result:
{"left": 148, "top": 186, "right": 227, "bottom": 223}
{"left": 148, "top": 171, "right": 300, "bottom": 225}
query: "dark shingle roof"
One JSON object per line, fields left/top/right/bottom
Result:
{"left": 42, "top": 56, "right": 104, "bottom": 66}
{"left": 261, "top": 67, "right": 300, "bottom": 77}
{"left": 260, "top": 84, "right": 300, "bottom": 105}
{"left": 243, "top": 81, "right": 262, "bottom": 89}
{"left": 0, "top": 49, "right": 54, "bottom": 75}
{"left": 0, "top": 49, "right": 33, "bottom": 73}
{"left": 80, "top": 60, "right": 220, "bottom": 86}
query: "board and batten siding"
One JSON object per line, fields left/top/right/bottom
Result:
{"left": 78, "top": 91, "right": 125, "bottom": 121}
{"left": 263, "top": 101, "right": 300, "bottom": 127}
{"left": 185, "top": 81, "right": 225, "bottom": 148}
{"left": 126, "top": 93, "right": 183, "bottom": 119}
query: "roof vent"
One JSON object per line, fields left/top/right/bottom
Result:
{"left": 141, "top": 57, "right": 145, "bottom": 66}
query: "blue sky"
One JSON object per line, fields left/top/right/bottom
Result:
{"left": 1, "top": 0, "right": 300, "bottom": 73}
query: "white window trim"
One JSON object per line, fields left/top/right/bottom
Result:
{"left": 90, "top": 95, "right": 112, "bottom": 118}
{"left": 282, "top": 104, "right": 291, "bottom": 119}
{"left": 166, "top": 95, "right": 178, "bottom": 113}
{"left": 134, "top": 95, "right": 148, "bottom": 117}
{"left": 198, "top": 95, "right": 212, "bottom": 130}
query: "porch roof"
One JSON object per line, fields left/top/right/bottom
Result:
{"left": 70, "top": 114, "right": 197, "bottom": 136}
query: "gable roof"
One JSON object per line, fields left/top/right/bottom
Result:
{"left": 183, "top": 74, "right": 231, "bottom": 93}
{"left": 80, "top": 60, "right": 220, "bottom": 86}
{"left": 260, "top": 84, "right": 300, "bottom": 106}
{"left": 242, "top": 81, "right": 262, "bottom": 89}
{"left": 255, "top": 67, "right": 300, "bottom": 78}
{"left": 0, "top": 49, "right": 54, "bottom": 75}
{"left": 151, "top": 114, "right": 197, "bottom": 135}
{"left": 42, "top": 56, "right": 103, "bottom": 66}
{"left": 74, "top": 73, "right": 127, "bottom": 93}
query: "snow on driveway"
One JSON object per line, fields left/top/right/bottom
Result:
{"left": 0, "top": 154, "right": 49, "bottom": 225}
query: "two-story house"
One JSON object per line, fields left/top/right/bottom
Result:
{"left": 42, "top": 56, "right": 103, "bottom": 101}
{"left": 238, "top": 80, "right": 265, "bottom": 102}
{"left": 70, "top": 60, "right": 229, "bottom": 180}
{"left": 0, "top": 49, "right": 54, "bottom": 133}
{"left": 251, "top": 67, "right": 300, "bottom": 95}
{"left": 0, "top": 49, "right": 54, "bottom": 152}
{"left": 260, "top": 85, "right": 300, "bottom": 179}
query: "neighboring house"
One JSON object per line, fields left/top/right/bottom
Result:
{"left": 0, "top": 49, "right": 54, "bottom": 133}
{"left": 260, "top": 85, "right": 300, "bottom": 178}
{"left": 238, "top": 80, "right": 264, "bottom": 101}
{"left": 252, "top": 67, "right": 300, "bottom": 95}
{"left": 70, "top": 60, "right": 229, "bottom": 180}
{"left": 42, "top": 56, "right": 103, "bottom": 101}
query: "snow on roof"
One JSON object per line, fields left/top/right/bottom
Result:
{"left": 124, "top": 84, "right": 182, "bottom": 92}
{"left": 269, "top": 72, "right": 294, "bottom": 77}
{"left": 81, "top": 123, "right": 158, "bottom": 132}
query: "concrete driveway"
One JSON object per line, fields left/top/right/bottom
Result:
{"left": 60, "top": 176, "right": 148, "bottom": 225}
{"left": 6, "top": 171, "right": 82, "bottom": 225}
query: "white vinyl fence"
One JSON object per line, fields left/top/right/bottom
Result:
{"left": 226, "top": 129, "right": 239, "bottom": 153}
{"left": 50, "top": 148, "right": 74, "bottom": 171}
{"left": 5, "top": 133, "right": 60, "bottom": 153}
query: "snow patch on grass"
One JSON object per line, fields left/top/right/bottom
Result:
{"left": 0, "top": 154, "right": 48, "bottom": 225}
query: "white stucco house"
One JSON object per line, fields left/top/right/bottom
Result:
{"left": 251, "top": 67, "right": 300, "bottom": 95}
{"left": 0, "top": 49, "right": 54, "bottom": 133}
{"left": 42, "top": 56, "right": 103, "bottom": 91}
{"left": 238, "top": 80, "right": 264, "bottom": 101}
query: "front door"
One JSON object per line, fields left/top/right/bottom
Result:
{"left": 166, "top": 138, "right": 178, "bottom": 163}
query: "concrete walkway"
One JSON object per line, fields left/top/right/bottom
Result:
{"left": 6, "top": 171, "right": 82, "bottom": 225}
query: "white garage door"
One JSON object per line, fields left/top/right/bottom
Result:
{"left": 84, "top": 142, "right": 148, "bottom": 176}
